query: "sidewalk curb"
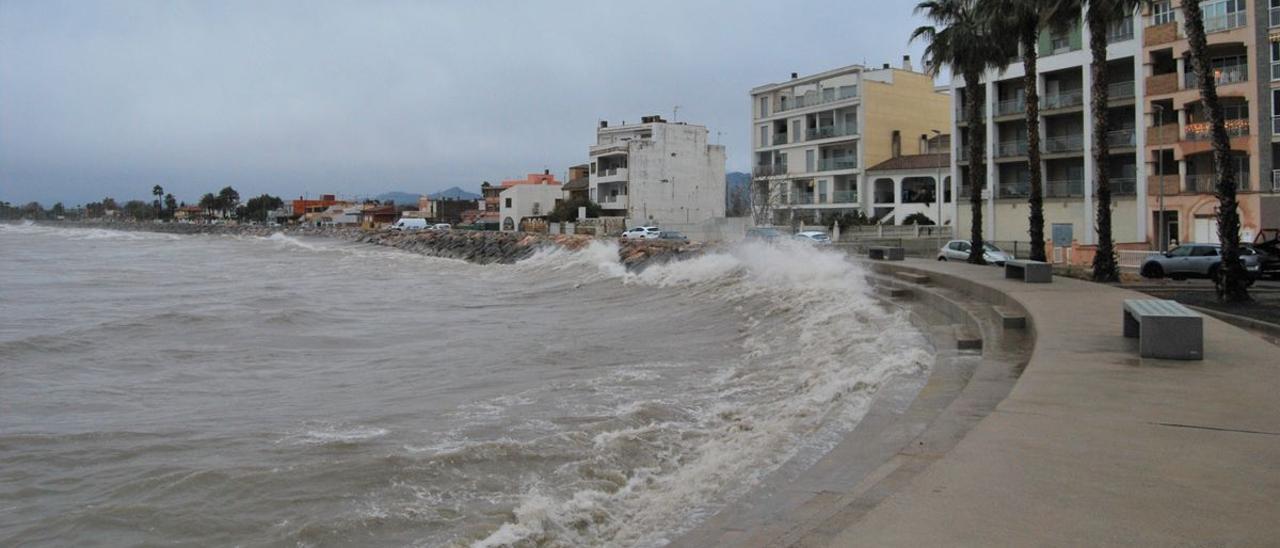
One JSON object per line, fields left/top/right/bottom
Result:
{"left": 1186, "top": 305, "right": 1280, "bottom": 338}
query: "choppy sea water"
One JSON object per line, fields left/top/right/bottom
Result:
{"left": 0, "top": 222, "right": 930, "bottom": 547}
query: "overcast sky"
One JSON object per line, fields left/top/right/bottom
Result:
{"left": 0, "top": 0, "right": 932, "bottom": 206}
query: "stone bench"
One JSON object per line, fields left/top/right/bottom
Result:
{"left": 894, "top": 271, "right": 930, "bottom": 285}
{"left": 1123, "top": 299, "right": 1203, "bottom": 360}
{"left": 993, "top": 305, "right": 1026, "bottom": 330}
{"left": 868, "top": 246, "right": 904, "bottom": 261}
{"left": 1004, "top": 259, "right": 1052, "bottom": 283}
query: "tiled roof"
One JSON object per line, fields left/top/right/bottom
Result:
{"left": 562, "top": 177, "right": 589, "bottom": 191}
{"left": 866, "top": 152, "right": 950, "bottom": 172}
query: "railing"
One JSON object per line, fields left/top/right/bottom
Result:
{"left": 752, "top": 164, "right": 788, "bottom": 177}
{"left": 996, "top": 97, "right": 1025, "bottom": 116}
{"left": 1045, "top": 134, "right": 1085, "bottom": 153}
{"left": 1184, "top": 65, "right": 1247, "bottom": 89}
{"left": 1107, "top": 17, "right": 1135, "bottom": 42}
{"left": 1274, "top": 116, "right": 1280, "bottom": 134}
{"left": 1046, "top": 179, "right": 1084, "bottom": 197}
{"left": 806, "top": 126, "right": 857, "bottom": 140}
{"left": 1272, "top": 61, "right": 1280, "bottom": 81}
{"left": 1203, "top": 11, "right": 1247, "bottom": 33}
{"left": 599, "top": 193, "right": 628, "bottom": 204}
{"left": 997, "top": 140, "right": 1029, "bottom": 157}
{"left": 1184, "top": 119, "right": 1249, "bottom": 141}
{"left": 1109, "top": 177, "right": 1137, "bottom": 195}
{"left": 1273, "top": 170, "right": 1280, "bottom": 192}
{"left": 772, "top": 133, "right": 789, "bottom": 146}
{"left": 957, "top": 148, "right": 970, "bottom": 162}
{"left": 777, "top": 86, "right": 859, "bottom": 112}
{"left": 831, "top": 190, "right": 858, "bottom": 204}
{"left": 597, "top": 167, "right": 627, "bottom": 179}
{"left": 818, "top": 156, "right": 859, "bottom": 171}
{"left": 790, "top": 193, "right": 815, "bottom": 205}
{"left": 1185, "top": 173, "right": 1217, "bottom": 193}
{"left": 999, "top": 181, "right": 1030, "bottom": 198}
{"left": 1043, "top": 88, "right": 1084, "bottom": 109}
{"left": 1272, "top": 6, "right": 1280, "bottom": 27}
{"left": 1108, "top": 80, "right": 1135, "bottom": 99}
{"left": 1107, "top": 128, "right": 1136, "bottom": 147}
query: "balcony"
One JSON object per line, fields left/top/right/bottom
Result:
{"left": 806, "top": 126, "right": 857, "bottom": 141}
{"left": 1148, "top": 123, "right": 1179, "bottom": 146}
{"left": 1043, "top": 89, "right": 1084, "bottom": 110}
{"left": 753, "top": 164, "right": 788, "bottom": 177}
{"left": 996, "top": 97, "right": 1025, "bottom": 116}
{"left": 1108, "top": 80, "right": 1135, "bottom": 100}
{"left": 598, "top": 194, "right": 629, "bottom": 208}
{"left": 1109, "top": 177, "right": 1137, "bottom": 195}
{"left": 1046, "top": 179, "right": 1084, "bottom": 197}
{"left": 997, "top": 140, "right": 1029, "bottom": 157}
{"left": 1107, "top": 128, "right": 1136, "bottom": 148}
{"left": 1146, "top": 73, "right": 1179, "bottom": 95}
{"left": 772, "top": 133, "right": 790, "bottom": 146}
{"left": 1184, "top": 65, "right": 1247, "bottom": 89}
{"left": 818, "top": 156, "right": 859, "bottom": 171}
{"left": 595, "top": 167, "right": 628, "bottom": 182}
{"left": 957, "top": 147, "right": 970, "bottom": 162}
{"left": 1273, "top": 170, "right": 1280, "bottom": 192}
{"left": 999, "top": 181, "right": 1030, "bottom": 198}
{"left": 777, "top": 86, "right": 859, "bottom": 113}
{"left": 1272, "top": 6, "right": 1280, "bottom": 27}
{"left": 1107, "top": 17, "right": 1134, "bottom": 42}
{"left": 1185, "top": 173, "right": 1217, "bottom": 193}
{"left": 1274, "top": 116, "right": 1280, "bottom": 134}
{"left": 831, "top": 190, "right": 858, "bottom": 204}
{"left": 954, "top": 105, "right": 986, "bottom": 123}
{"left": 790, "top": 193, "right": 816, "bottom": 205}
{"left": 1202, "top": 11, "right": 1246, "bottom": 34}
{"left": 1184, "top": 119, "right": 1249, "bottom": 141}
{"left": 1045, "top": 134, "right": 1085, "bottom": 153}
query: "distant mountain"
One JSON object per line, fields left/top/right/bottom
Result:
{"left": 428, "top": 186, "right": 482, "bottom": 201}
{"left": 375, "top": 191, "right": 423, "bottom": 206}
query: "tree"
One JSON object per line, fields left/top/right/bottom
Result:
{"left": 217, "top": 186, "right": 240, "bottom": 218}
{"left": 1180, "top": 1, "right": 1249, "bottom": 303}
{"left": 546, "top": 197, "right": 602, "bottom": 223}
{"left": 913, "top": 0, "right": 1015, "bottom": 263}
{"left": 750, "top": 177, "right": 784, "bottom": 226}
{"left": 21, "top": 201, "right": 45, "bottom": 219}
{"left": 122, "top": 200, "right": 156, "bottom": 221}
{"left": 239, "top": 194, "right": 285, "bottom": 223}
{"left": 152, "top": 185, "right": 164, "bottom": 212}
{"left": 50, "top": 202, "right": 66, "bottom": 219}
{"left": 199, "top": 193, "right": 219, "bottom": 215}
{"left": 902, "top": 212, "right": 937, "bottom": 225}
{"left": 164, "top": 193, "right": 178, "bottom": 214}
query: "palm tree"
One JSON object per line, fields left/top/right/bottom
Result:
{"left": 913, "top": 0, "right": 1015, "bottom": 264}
{"left": 1180, "top": 0, "right": 1250, "bottom": 303}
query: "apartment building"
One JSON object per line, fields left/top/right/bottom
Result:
{"left": 952, "top": 10, "right": 1145, "bottom": 250}
{"left": 498, "top": 171, "right": 562, "bottom": 231}
{"left": 587, "top": 116, "right": 727, "bottom": 226}
{"left": 1143, "top": 0, "right": 1278, "bottom": 245}
{"left": 750, "top": 61, "right": 951, "bottom": 226}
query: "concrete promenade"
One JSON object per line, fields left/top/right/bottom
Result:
{"left": 804, "top": 259, "right": 1280, "bottom": 546}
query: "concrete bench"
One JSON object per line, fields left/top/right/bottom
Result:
{"left": 894, "top": 271, "right": 930, "bottom": 285}
{"left": 868, "top": 246, "right": 904, "bottom": 261}
{"left": 1004, "top": 259, "right": 1052, "bottom": 283}
{"left": 993, "top": 305, "right": 1026, "bottom": 330}
{"left": 1123, "top": 299, "right": 1203, "bottom": 360}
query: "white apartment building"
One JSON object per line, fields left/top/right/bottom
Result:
{"left": 499, "top": 182, "right": 562, "bottom": 232}
{"left": 952, "top": 10, "right": 1145, "bottom": 250}
{"left": 588, "top": 115, "right": 727, "bottom": 226}
{"left": 751, "top": 61, "right": 952, "bottom": 226}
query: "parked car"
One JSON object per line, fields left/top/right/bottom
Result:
{"left": 391, "top": 218, "right": 428, "bottom": 231}
{"left": 426, "top": 223, "right": 451, "bottom": 231}
{"left": 658, "top": 230, "right": 688, "bottom": 241}
{"left": 1140, "top": 243, "right": 1262, "bottom": 282}
{"left": 936, "top": 240, "right": 1014, "bottom": 265}
{"left": 621, "top": 226, "right": 661, "bottom": 240}
{"left": 744, "top": 227, "right": 784, "bottom": 242}
{"left": 792, "top": 231, "right": 832, "bottom": 245}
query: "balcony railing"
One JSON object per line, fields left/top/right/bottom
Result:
{"left": 1109, "top": 177, "right": 1137, "bottom": 195}
{"left": 1272, "top": 6, "right": 1280, "bottom": 27}
{"left": 1045, "top": 134, "right": 1085, "bottom": 153}
{"left": 999, "top": 181, "right": 1030, "bottom": 198}
{"left": 957, "top": 147, "right": 970, "bottom": 162}
{"left": 1043, "top": 89, "right": 1084, "bottom": 109}
{"left": 1184, "top": 119, "right": 1249, "bottom": 141}
{"left": 1046, "top": 179, "right": 1084, "bottom": 197}
{"left": 1273, "top": 61, "right": 1280, "bottom": 81}
{"left": 790, "top": 193, "right": 815, "bottom": 205}
{"left": 772, "top": 133, "right": 789, "bottom": 146}
{"left": 818, "top": 156, "right": 859, "bottom": 171}
{"left": 831, "top": 190, "right": 858, "bottom": 204}
{"left": 597, "top": 167, "right": 627, "bottom": 180}
{"left": 1273, "top": 170, "right": 1280, "bottom": 192}
{"left": 997, "top": 140, "right": 1029, "bottom": 157}
{"left": 996, "top": 98, "right": 1025, "bottom": 116}
{"left": 1185, "top": 173, "right": 1217, "bottom": 193}
{"left": 1274, "top": 116, "right": 1280, "bottom": 133}
{"left": 753, "top": 164, "right": 788, "bottom": 177}
{"left": 1107, "top": 128, "right": 1136, "bottom": 147}
{"left": 1202, "top": 11, "right": 1246, "bottom": 33}
{"left": 777, "top": 86, "right": 859, "bottom": 113}
{"left": 806, "top": 126, "right": 857, "bottom": 141}
{"left": 1108, "top": 80, "right": 1135, "bottom": 99}
{"left": 1184, "top": 65, "right": 1247, "bottom": 89}
{"left": 1107, "top": 17, "right": 1135, "bottom": 42}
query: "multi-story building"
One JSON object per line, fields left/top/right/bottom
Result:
{"left": 1142, "top": 0, "right": 1278, "bottom": 245}
{"left": 952, "top": 10, "right": 1145, "bottom": 252}
{"left": 952, "top": 2, "right": 1279, "bottom": 256}
{"left": 751, "top": 61, "right": 951, "bottom": 226}
{"left": 498, "top": 171, "right": 562, "bottom": 231}
{"left": 588, "top": 115, "right": 726, "bottom": 226}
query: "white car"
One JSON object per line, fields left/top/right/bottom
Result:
{"left": 937, "top": 239, "right": 1014, "bottom": 265}
{"left": 792, "top": 231, "right": 832, "bottom": 245}
{"left": 621, "top": 226, "right": 661, "bottom": 240}
{"left": 428, "top": 223, "right": 451, "bottom": 231}
{"left": 391, "top": 218, "right": 428, "bottom": 231}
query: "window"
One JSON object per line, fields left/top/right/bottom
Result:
{"left": 759, "top": 96, "right": 769, "bottom": 117}
{"left": 806, "top": 150, "right": 815, "bottom": 172}
{"left": 1201, "top": 0, "right": 1245, "bottom": 32}
{"left": 759, "top": 126, "right": 768, "bottom": 147}
{"left": 504, "top": 198, "right": 512, "bottom": 208}
{"left": 1152, "top": 1, "right": 1174, "bottom": 25}
{"left": 792, "top": 120, "right": 801, "bottom": 141}
{"left": 532, "top": 202, "right": 540, "bottom": 215}
{"left": 1168, "top": 245, "right": 1193, "bottom": 257}
{"left": 1272, "top": 42, "right": 1280, "bottom": 80}
{"left": 1050, "top": 24, "right": 1071, "bottom": 53}
{"left": 1192, "top": 246, "right": 1219, "bottom": 257}
{"left": 590, "top": 162, "right": 596, "bottom": 174}
{"left": 1272, "top": 0, "right": 1280, "bottom": 27}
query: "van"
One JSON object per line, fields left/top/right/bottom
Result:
{"left": 391, "top": 218, "right": 428, "bottom": 231}
{"left": 431, "top": 223, "right": 452, "bottom": 231}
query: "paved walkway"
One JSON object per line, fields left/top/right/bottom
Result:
{"left": 811, "top": 259, "right": 1280, "bottom": 546}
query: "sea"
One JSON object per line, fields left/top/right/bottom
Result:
{"left": 0, "top": 222, "right": 930, "bottom": 547}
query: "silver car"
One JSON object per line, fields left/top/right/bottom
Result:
{"left": 937, "top": 240, "right": 1014, "bottom": 265}
{"left": 1140, "top": 243, "right": 1262, "bottom": 281}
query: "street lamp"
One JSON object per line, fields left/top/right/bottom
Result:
{"left": 931, "top": 129, "right": 944, "bottom": 234}
{"left": 1153, "top": 103, "right": 1167, "bottom": 251}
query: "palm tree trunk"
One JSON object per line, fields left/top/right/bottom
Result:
{"left": 965, "top": 71, "right": 986, "bottom": 264}
{"left": 1088, "top": 8, "right": 1118, "bottom": 282}
{"left": 1182, "top": 1, "right": 1250, "bottom": 303}
{"left": 1022, "top": 22, "right": 1046, "bottom": 262}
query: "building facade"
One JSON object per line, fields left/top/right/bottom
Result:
{"left": 588, "top": 116, "right": 726, "bottom": 226}
{"left": 751, "top": 62, "right": 952, "bottom": 226}
{"left": 498, "top": 172, "right": 562, "bottom": 231}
